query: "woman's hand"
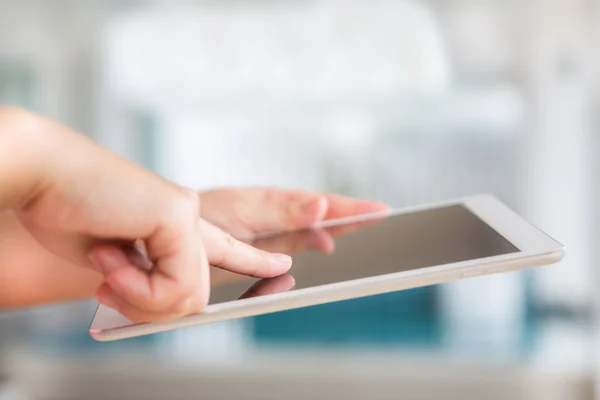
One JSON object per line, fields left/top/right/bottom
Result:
{"left": 200, "top": 188, "right": 388, "bottom": 256}
{"left": 199, "top": 188, "right": 389, "bottom": 240}
{"left": 0, "top": 108, "right": 389, "bottom": 321}
{"left": 0, "top": 108, "right": 291, "bottom": 323}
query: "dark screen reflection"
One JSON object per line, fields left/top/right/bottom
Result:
{"left": 208, "top": 205, "right": 519, "bottom": 305}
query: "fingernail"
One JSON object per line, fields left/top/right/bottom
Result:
{"left": 357, "top": 201, "right": 391, "bottom": 213}
{"left": 272, "top": 253, "right": 292, "bottom": 265}
{"left": 89, "top": 246, "right": 130, "bottom": 275}
{"left": 375, "top": 202, "right": 392, "bottom": 211}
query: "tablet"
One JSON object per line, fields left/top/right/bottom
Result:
{"left": 89, "top": 194, "right": 565, "bottom": 341}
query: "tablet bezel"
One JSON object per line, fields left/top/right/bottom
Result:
{"left": 89, "top": 194, "right": 565, "bottom": 341}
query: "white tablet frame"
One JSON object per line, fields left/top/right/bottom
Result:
{"left": 90, "top": 194, "right": 565, "bottom": 341}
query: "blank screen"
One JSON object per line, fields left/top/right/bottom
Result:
{"left": 208, "top": 205, "right": 519, "bottom": 304}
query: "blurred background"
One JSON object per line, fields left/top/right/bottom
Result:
{"left": 0, "top": 0, "right": 598, "bottom": 398}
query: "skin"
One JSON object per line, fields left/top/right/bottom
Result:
{"left": 0, "top": 107, "right": 388, "bottom": 323}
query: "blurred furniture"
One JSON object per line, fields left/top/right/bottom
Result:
{"left": 4, "top": 331, "right": 594, "bottom": 400}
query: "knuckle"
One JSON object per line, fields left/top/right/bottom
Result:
{"left": 159, "top": 189, "right": 201, "bottom": 244}
{"left": 179, "top": 187, "right": 201, "bottom": 211}
{"left": 224, "top": 231, "right": 237, "bottom": 250}
{"left": 171, "top": 297, "right": 192, "bottom": 316}
{"left": 171, "top": 294, "right": 207, "bottom": 317}
{"left": 213, "top": 229, "right": 237, "bottom": 267}
{"left": 157, "top": 222, "right": 186, "bottom": 254}
{"left": 255, "top": 247, "right": 268, "bottom": 262}
{"left": 170, "top": 188, "right": 201, "bottom": 223}
{"left": 190, "top": 292, "right": 210, "bottom": 313}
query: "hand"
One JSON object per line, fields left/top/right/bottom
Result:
{"left": 199, "top": 188, "right": 389, "bottom": 240}
{"left": 0, "top": 108, "right": 292, "bottom": 322}
{"left": 199, "top": 188, "right": 388, "bottom": 257}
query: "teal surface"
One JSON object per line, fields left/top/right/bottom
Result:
{"left": 252, "top": 286, "right": 441, "bottom": 346}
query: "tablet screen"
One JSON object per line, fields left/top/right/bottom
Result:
{"left": 208, "top": 204, "right": 519, "bottom": 304}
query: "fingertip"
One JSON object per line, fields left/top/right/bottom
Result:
{"left": 324, "top": 242, "right": 336, "bottom": 255}
{"left": 261, "top": 253, "right": 292, "bottom": 277}
{"left": 376, "top": 202, "right": 392, "bottom": 211}
{"left": 321, "top": 235, "right": 336, "bottom": 255}
{"left": 355, "top": 201, "right": 391, "bottom": 213}
{"left": 281, "top": 273, "right": 296, "bottom": 288}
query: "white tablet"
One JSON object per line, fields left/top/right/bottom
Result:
{"left": 90, "top": 194, "right": 564, "bottom": 341}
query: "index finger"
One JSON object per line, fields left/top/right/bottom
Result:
{"left": 200, "top": 219, "right": 293, "bottom": 278}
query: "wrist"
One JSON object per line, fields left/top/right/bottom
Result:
{"left": 0, "top": 107, "right": 50, "bottom": 210}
